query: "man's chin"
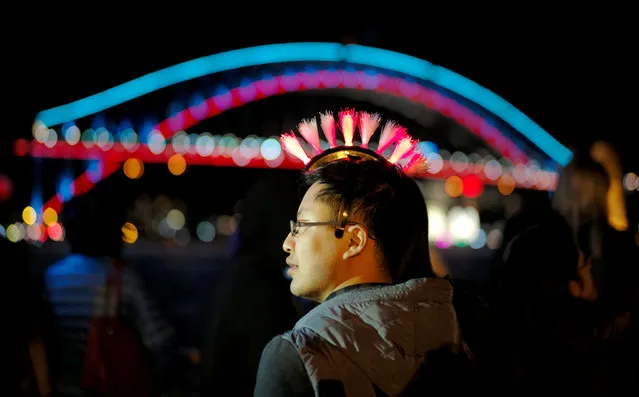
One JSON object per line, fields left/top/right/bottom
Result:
{"left": 289, "top": 281, "right": 300, "bottom": 296}
{"left": 290, "top": 282, "right": 310, "bottom": 299}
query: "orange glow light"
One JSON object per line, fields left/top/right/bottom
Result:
{"left": 445, "top": 176, "right": 463, "bottom": 198}
{"left": 168, "top": 154, "right": 187, "bottom": 176}
{"left": 123, "top": 158, "right": 144, "bottom": 179}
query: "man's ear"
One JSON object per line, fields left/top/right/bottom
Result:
{"left": 342, "top": 224, "right": 368, "bottom": 260}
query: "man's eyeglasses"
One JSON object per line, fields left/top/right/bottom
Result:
{"left": 289, "top": 220, "right": 335, "bottom": 237}
{"left": 289, "top": 220, "right": 374, "bottom": 239}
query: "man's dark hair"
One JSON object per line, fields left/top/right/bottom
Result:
{"left": 302, "top": 158, "right": 434, "bottom": 282}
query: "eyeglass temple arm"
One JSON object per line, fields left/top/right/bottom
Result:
{"left": 335, "top": 203, "right": 348, "bottom": 239}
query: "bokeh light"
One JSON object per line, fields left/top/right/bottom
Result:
{"left": 497, "top": 175, "right": 516, "bottom": 196}
{"left": 122, "top": 222, "right": 138, "bottom": 244}
{"left": 123, "top": 158, "right": 144, "bottom": 179}
{"left": 22, "top": 206, "right": 37, "bottom": 225}
{"left": 166, "top": 209, "right": 186, "bottom": 230}
{"left": 43, "top": 207, "right": 58, "bottom": 226}
{"left": 444, "top": 176, "right": 463, "bottom": 198}
{"left": 168, "top": 154, "right": 187, "bottom": 176}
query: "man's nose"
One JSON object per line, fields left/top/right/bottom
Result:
{"left": 282, "top": 233, "right": 294, "bottom": 253}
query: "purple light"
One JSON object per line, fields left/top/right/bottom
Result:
{"left": 238, "top": 79, "right": 257, "bottom": 102}
{"left": 213, "top": 86, "right": 233, "bottom": 110}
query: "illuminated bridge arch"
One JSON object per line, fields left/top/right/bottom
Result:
{"left": 29, "top": 43, "right": 570, "bottom": 213}
{"left": 35, "top": 42, "right": 571, "bottom": 166}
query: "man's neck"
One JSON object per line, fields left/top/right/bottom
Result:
{"left": 320, "top": 274, "right": 392, "bottom": 302}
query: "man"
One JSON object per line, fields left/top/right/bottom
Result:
{"left": 254, "top": 111, "right": 464, "bottom": 397}
{"left": 44, "top": 194, "right": 175, "bottom": 396}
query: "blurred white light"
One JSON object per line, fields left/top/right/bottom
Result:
{"left": 448, "top": 206, "right": 480, "bottom": 243}
{"left": 172, "top": 131, "right": 190, "bottom": 154}
{"left": 195, "top": 133, "right": 215, "bottom": 156}
{"left": 427, "top": 202, "right": 447, "bottom": 242}
{"left": 483, "top": 159, "right": 502, "bottom": 180}
{"left": 426, "top": 153, "right": 443, "bottom": 174}
{"left": 148, "top": 130, "right": 166, "bottom": 154}
{"left": 260, "top": 138, "right": 281, "bottom": 160}
{"left": 81, "top": 129, "right": 95, "bottom": 148}
{"left": 166, "top": 209, "right": 185, "bottom": 230}
{"left": 33, "top": 121, "right": 48, "bottom": 142}
{"left": 95, "top": 128, "right": 113, "bottom": 150}
{"left": 239, "top": 136, "right": 261, "bottom": 159}
{"left": 512, "top": 164, "right": 528, "bottom": 184}
{"left": 232, "top": 148, "right": 251, "bottom": 167}
{"left": 196, "top": 221, "right": 216, "bottom": 242}
{"left": 120, "top": 128, "right": 139, "bottom": 151}
{"left": 27, "top": 224, "right": 42, "bottom": 241}
{"left": 44, "top": 129, "right": 58, "bottom": 148}
{"left": 65, "top": 125, "right": 81, "bottom": 145}
{"left": 623, "top": 172, "right": 638, "bottom": 192}
{"left": 218, "top": 134, "right": 239, "bottom": 157}
{"left": 450, "top": 151, "right": 469, "bottom": 172}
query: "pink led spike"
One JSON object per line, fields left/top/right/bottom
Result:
{"left": 377, "top": 121, "right": 407, "bottom": 154}
{"left": 338, "top": 109, "right": 357, "bottom": 146}
{"left": 320, "top": 111, "right": 337, "bottom": 148}
{"left": 280, "top": 132, "right": 311, "bottom": 164}
{"left": 358, "top": 112, "right": 381, "bottom": 148}
{"left": 298, "top": 118, "right": 322, "bottom": 154}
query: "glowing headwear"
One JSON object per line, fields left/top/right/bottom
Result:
{"left": 280, "top": 109, "right": 428, "bottom": 239}
{"left": 279, "top": 109, "right": 427, "bottom": 174}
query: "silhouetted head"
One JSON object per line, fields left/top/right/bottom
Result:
{"left": 61, "top": 194, "right": 125, "bottom": 259}
{"left": 553, "top": 152, "right": 610, "bottom": 256}
{"left": 233, "top": 172, "right": 300, "bottom": 269}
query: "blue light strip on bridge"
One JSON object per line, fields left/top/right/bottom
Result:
{"left": 35, "top": 43, "right": 572, "bottom": 165}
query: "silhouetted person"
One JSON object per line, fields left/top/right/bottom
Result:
{"left": 199, "top": 173, "right": 301, "bottom": 397}
{"left": 495, "top": 149, "right": 639, "bottom": 396}
{"left": 44, "top": 195, "right": 175, "bottom": 396}
{"left": 490, "top": 190, "right": 552, "bottom": 295}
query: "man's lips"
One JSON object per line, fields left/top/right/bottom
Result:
{"left": 286, "top": 259, "right": 298, "bottom": 275}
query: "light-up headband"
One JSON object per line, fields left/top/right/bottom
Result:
{"left": 280, "top": 109, "right": 427, "bottom": 172}
{"left": 280, "top": 109, "right": 427, "bottom": 238}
